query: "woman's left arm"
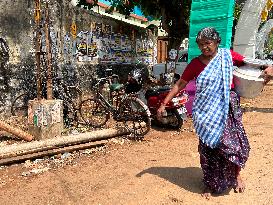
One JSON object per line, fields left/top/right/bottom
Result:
{"left": 263, "top": 65, "right": 273, "bottom": 84}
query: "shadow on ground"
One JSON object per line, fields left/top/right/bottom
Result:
{"left": 136, "top": 166, "right": 203, "bottom": 194}
{"left": 151, "top": 124, "right": 181, "bottom": 132}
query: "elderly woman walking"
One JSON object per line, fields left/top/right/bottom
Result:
{"left": 157, "top": 27, "right": 255, "bottom": 199}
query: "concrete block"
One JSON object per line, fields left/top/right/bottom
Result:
{"left": 28, "top": 99, "right": 63, "bottom": 140}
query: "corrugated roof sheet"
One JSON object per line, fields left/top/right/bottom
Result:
{"left": 188, "top": 0, "right": 235, "bottom": 62}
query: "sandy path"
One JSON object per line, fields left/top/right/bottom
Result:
{"left": 0, "top": 84, "right": 272, "bottom": 205}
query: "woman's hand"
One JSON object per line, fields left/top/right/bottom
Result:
{"left": 262, "top": 65, "right": 273, "bottom": 84}
{"left": 264, "top": 65, "right": 273, "bottom": 76}
{"left": 156, "top": 79, "right": 188, "bottom": 120}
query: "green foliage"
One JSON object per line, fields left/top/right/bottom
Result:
{"left": 77, "top": 0, "right": 191, "bottom": 30}
{"left": 77, "top": 0, "right": 163, "bottom": 18}
{"left": 136, "top": 0, "right": 163, "bottom": 19}
{"left": 77, "top": 0, "right": 192, "bottom": 49}
{"left": 265, "top": 31, "right": 273, "bottom": 54}
{"left": 77, "top": 0, "right": 98, "bottom": 9}
{"left": 234, "top": 3, "right": 242, "bottom": 21}
{"left": 268, "top": 8, "right": 273, "bottom": 19}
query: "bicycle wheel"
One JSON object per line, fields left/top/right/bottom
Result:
{"left": 11, "top": 93, "right": 29, "bottom": 116}
{"left": 118, "top": 96, "right": 151, "bottom": 137}
{"left": 79, "top": 98, "right": 110, "bottom": 128}
{"left": 66, "top": 86, "right": 83, "bottom": 109}
{"left": 63, "top": 87, "right": 82, "bottom": 128}
{"left": 62, "top": 100, "right": 79, "bottom": 128}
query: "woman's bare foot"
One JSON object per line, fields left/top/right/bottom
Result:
{"left": 234, "top": 174, "right": 245, "bottom": 193}
{"left": 201, "top": 187, "right": 212, "bottom": 200}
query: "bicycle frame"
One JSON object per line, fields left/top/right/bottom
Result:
{"left": 95, "top": 87, "right": 128, "bottom": 116}
{"left": 81, "top": 74, "right": 151, "bottom": 136}
{"left": 93, "top": 77, "right": 138, "bottom": 119}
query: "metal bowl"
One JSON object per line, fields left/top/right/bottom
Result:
{"left": 233, "top": 66, "right": 264, "bottom": 98}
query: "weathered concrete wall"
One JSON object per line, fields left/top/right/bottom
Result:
{"left": 0, "top": 0, "right": 34, "bottom": 116}
{"left": 0, "top": 0, "right": 33, "bottom": 63}
{"left": 0, "top": 0, "right": 153, "bottom": 117}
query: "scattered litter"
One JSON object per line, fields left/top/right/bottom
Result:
{"left": 71, "top": 129, "right": 80, "bottom": 135}
{"left": 33, "top": 158, "right": 44, "bottom": 163}
{"left": 110, "top": 138, "right": 126, "bottom": 145}
{"left": 23, "top": 160, "right": 34, "bottom": 168}
{"left": 22, "top": 167, "right": 50, "bottom": 176}
{"left": 61, "top": 152, "right": 71, "bottom": 159}
{"left": 81, "top": 148, "right": 96, "bottom": 155}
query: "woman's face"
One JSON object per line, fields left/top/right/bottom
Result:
{"left": 197, "top": 39, "right": 219, "bottom": 57}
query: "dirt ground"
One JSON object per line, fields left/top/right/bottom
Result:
{"left": 0, "top": 83, "right": 273, "bottom": 205}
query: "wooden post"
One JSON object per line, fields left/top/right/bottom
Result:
{"left": 35, "top": 0, "right": 42, "bottom": 100}
{"left": 0, "top": 140, "right": 107, "bottom": 165}
{"left": 45, "top": 1, "right": 53, "bottom": 100}
{"left": 0, "top": 120, "right": 33, "bottom": 142}
{"left": 0, "top": 128, "right": 129, "bottom": 160}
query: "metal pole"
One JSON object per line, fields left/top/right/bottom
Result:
{"left": 45, "top": 1, "right": 53, "bottom": 99}
{"left": 35, "top": 0, "right": 42, "bottom": 100}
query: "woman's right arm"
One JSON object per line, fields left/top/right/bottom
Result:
{"left": 157, "top": 79, "right": 188, "bottom": 118}
{"left": 156, "top": 58, "right": 197, "bottom": 118}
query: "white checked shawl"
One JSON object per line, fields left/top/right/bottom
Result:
{"left": 192, "top": 48, "right": 233, "bottom": 148}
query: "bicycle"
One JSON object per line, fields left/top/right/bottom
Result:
{"left": 79, "top": 70, "right": 151, "bottom": 138}
{"left": 11, "top": 77, "right": 83, "bottom": 128}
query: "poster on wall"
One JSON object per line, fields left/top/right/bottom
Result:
{"left": 97, "top": 24, "right": 112, "bottom": 64}
{"left": 94, "top": 22, "right": 103, "bottom": 38}
{"left": 99, "top": 31, "right": 133, "bottom": 64}
{"left": 111, "top": 33, "right": 121, "bottom": 51}
{"left": 136, "top": 38, "right": 154, "bottom": 66}
{"left": 89, "top": 36, "right": 100, "bottom": 60}
{"left": 109, "top": 33, "right": 122, "bottom": 64}
{"left": 121, "top": 35, "right": 132, "bottom": 64}
{"left": 63, "top": 21, "right": 158, "bottom": 65}
{"left": 99, "top": 37, "right": 112, "bottom": 64}
{"left": 63, "top": 32, "right": 72, "bottom": 63}
{"left": 76, "top": 31, "right": 98, "bottom": 63}
{"left": 102, "top": 24, "right": 112, "bottom": 37}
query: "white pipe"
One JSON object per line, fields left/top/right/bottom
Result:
{"left": 256, "top": 19, "right": 273, "bottom": 57}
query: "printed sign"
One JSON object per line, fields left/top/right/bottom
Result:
{"left": 70, "top": 22, "right": 77, "bottom": 39}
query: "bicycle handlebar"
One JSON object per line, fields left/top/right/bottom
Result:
{"left": 94, "top": 77, "right": 108, "bottom": 88}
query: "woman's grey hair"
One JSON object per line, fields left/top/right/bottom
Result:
{"left": 196, "top": 27, "right": 221, "bottom": 43}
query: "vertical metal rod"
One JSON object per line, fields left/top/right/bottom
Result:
{"left": 45, "top": 1, "right": 53, "bottom": 99}
{"left": 35, "top": 0, "right": 42, "bottom": 100}
{"left": 165, "top": 35, "right": 170, "bottom": 74}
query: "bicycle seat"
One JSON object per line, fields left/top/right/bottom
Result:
{"left": 105, "top": 68, "right": 113, "bottom": 76}
{"left": 145, "top": 85, "right": 171, "bottom": 99}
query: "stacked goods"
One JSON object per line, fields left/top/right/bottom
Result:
{"left": 188, "top": 0, "right": 235, "bottom": 62}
